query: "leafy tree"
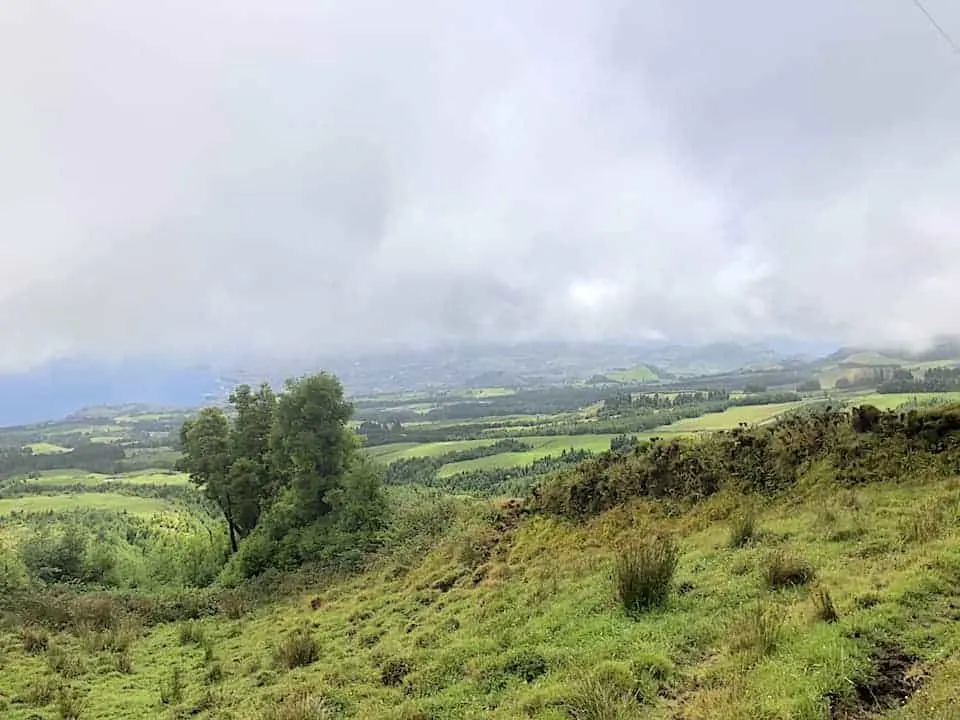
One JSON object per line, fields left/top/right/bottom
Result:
{"left": 178, "top": 408, "right": 238, "bottom": 550}
{"left": 270, "top": 373, "right": 356, "bottom": 522}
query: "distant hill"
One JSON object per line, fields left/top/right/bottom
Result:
{"left": 0, "top": 360, "right": 221, "bottom": 427}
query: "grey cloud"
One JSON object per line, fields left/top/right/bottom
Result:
{"left": 2, "top": 0, "right": 960, "bottom": 371}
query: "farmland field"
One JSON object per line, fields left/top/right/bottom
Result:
{"left": 22, "top": 441, "right": 72, "bottom": 454}
{"left": 0, "top": 493, "right": 174, "bottom": 516}
{"left": 659, "top": 401, "right": 805, "bottom": 432}
{"left": 606, "top": 364, "right": 658, "bottom": 382}
{"left": 846, "top": 391, "right": 960, "bottom": 411}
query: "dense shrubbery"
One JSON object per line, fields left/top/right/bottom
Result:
{"left": 534, "top": 404, "right": 960, "bottom": 518}
{"left": 1, "top": 509, "right": 230, "bottom": 591}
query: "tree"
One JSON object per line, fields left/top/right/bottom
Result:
{"left": 178, "top": 385, "right": 281, "bottom": 553}
{"left": 178, "top": 408, "right": 238, "bottom": 551}
{"left": 270, "top": 373, "right": 356, "bottom": 521}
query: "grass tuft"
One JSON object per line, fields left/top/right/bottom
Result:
{"left": 614, "top": 535, "right": 679, "bottom": 616}
{"left": 159, "top": 666, "right": 184, "bottom": 705}
{"left": 564, "top": 673, "right": 642, "bottom": 720}
{"left": 732, "top": 599, "right": 784, "bottom": 657}
{"left": 812, "top": 587, "right": 839, "bottom": 623}
{"left": 274, "top": 630, "right": 320, "bottom": 670}
{"left": 727, "top": 510, "right": 757, "bottom": 548}
{"left": 259, "top": 689, "right": 337, "bottom": 720}
{"left": 764, "top": 549, "right": 814, "bottom": 589}
{"left": 22, "top": 626, "right": 50, "bottom": 654}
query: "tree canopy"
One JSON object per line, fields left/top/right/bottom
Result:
{"left": 177, "top": 373, "right": 383, "bottom": 575}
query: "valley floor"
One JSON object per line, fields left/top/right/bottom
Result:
{"left": 3, "top": 475, "right": 960, "bottom": 719}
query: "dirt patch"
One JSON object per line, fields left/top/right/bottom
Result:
{"left": 829, "top": 643, "right": 923, "bottom": 719}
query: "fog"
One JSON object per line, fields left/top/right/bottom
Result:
{"left": 2, "top": 0, "right": 959, "bottom": 371}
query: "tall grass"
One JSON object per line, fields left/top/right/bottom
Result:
{"left": 614, "top": 535, "right": 679, "bottom": 616}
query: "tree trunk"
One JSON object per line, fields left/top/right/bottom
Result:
{"left": 224, "top": 493, "right": 239, "bottom": 553}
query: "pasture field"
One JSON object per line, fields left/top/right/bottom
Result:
{"left": 606, "top": 364, "right": 659, "bottom": 382}
{"left": 0, "top": 493, "right": 173, "bottom": 516}
{"left": 22, "top": 441, "right": 71, "bottom": 454}
{"left": 846, "top": 392, "right": 960, "bottom": 411}
{"left": 659, "top": 401, "right": 805, "bottom": 432}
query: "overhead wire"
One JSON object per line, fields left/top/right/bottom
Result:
{"left": 910, "top": 0, "right": 960, "bottom": 55}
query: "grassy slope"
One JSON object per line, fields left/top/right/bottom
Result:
{"left": 4, "top": 477, "right": 960, "bottom": 718}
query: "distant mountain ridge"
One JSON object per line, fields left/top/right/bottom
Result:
{"left": 0, "top": 339, "right": 906, "bottom": 427}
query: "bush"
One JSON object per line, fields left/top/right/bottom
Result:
{"left": 614, "top": 535, "right": 679, "bottom": 616}
{"left": 727, "top": 511, "right": 757, "bottom": 548}
{"left": 380, "top": 657, "right": 413, "bottom": 687}
{"left": 764, "top": 550, "right": 814, "bottom": 589}
{"left": 503, "top": 649, "right": 548, "bottom": 682}
{"left": 274, "top": 630, "right": 319, "bottom": 669}
{"left": 812, "top": 587, "right": 839, "bottom": 623}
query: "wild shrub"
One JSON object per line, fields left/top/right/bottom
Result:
{"left": 274, "top": 630, "right": 319, "bottom": 670}
{"left": 764, "top": 550, "right": 814, "bottom": 590}
{"left": 258, "top": 689, "right": 337, "bottom": 720}
{"left": 218, "top": 588, "right": 250, "bottom": 619}
{"left": 812, "top": 587, "right": 839, "bottom": 623}
{"left": 22, "top": 626, "right": 50, "bottom": 654}
{"left": 502, "top": 649, "right": 548, "bottom": 682}
{"left": 380, "top": 657, "right": 414, "bottom": 687}
{"left": 727, "top": 510, "right": 757, "bottom": 548}
{"left": 614, "top": 535, "right": 679, "bottom": 616}
{"left": 732, "top": 600, "right": 783, "bottom": 657}
{"left": 72, "top": 594, "right": 121, "bottom": 631}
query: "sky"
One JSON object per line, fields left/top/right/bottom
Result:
{"left": 2, "top": 0, "right": 960, "bottom": 372}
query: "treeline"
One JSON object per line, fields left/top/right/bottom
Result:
{"left": 878, "top": 367, "right": 960, "bottom": 394}
{"left": 0, "top": 441, "right": 126, "bottom": 478}
{"left": 534, "top": 403, "right": 960, "bottom": 518}
{"left": 598, "top": 390, "right": 729, "bottom": 417}
{"left": 356, "top": 384, "right": 639, "bottom": 424}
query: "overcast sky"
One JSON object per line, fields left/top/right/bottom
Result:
{"left": 2, "top": 0, "right": 959, "bottom": 371}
